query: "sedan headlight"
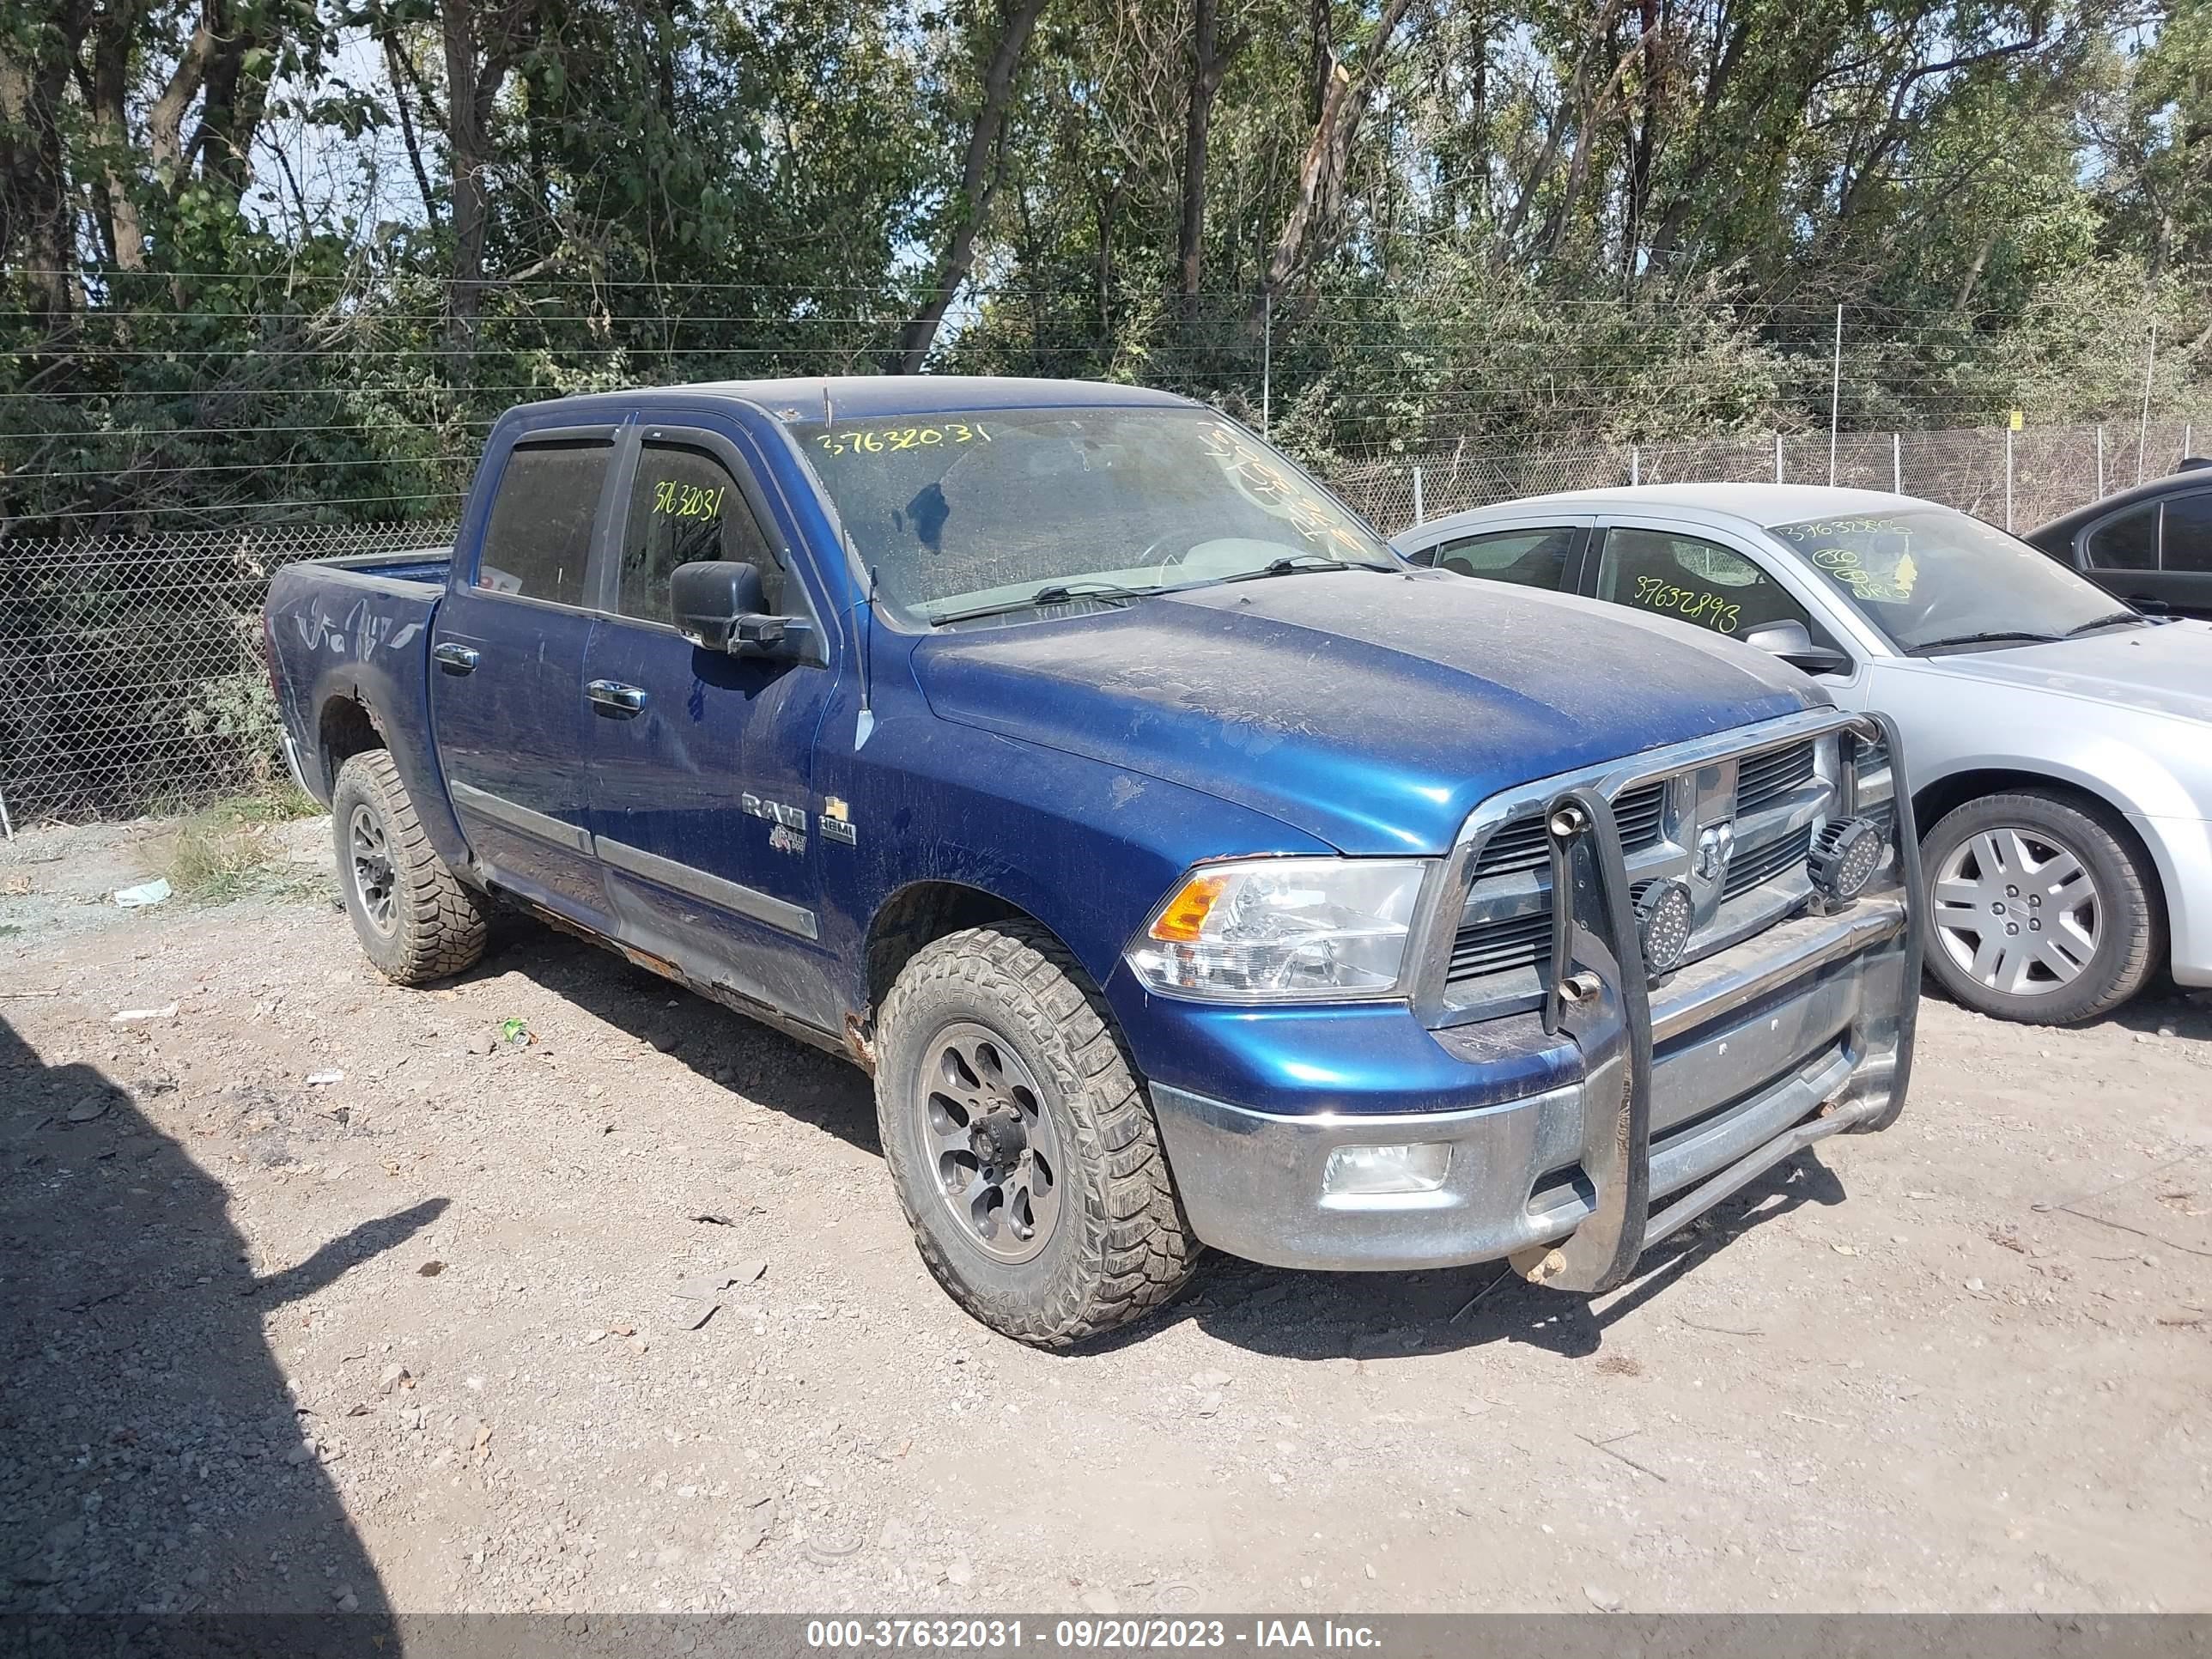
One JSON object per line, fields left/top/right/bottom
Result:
{"left": 1126, "top": 857, "right": 1433, "bottom": 1001}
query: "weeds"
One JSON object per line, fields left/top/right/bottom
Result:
{"left": 155, "top": 785, "right": 323, "bottom": 902}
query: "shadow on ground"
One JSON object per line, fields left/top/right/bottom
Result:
{"left": 470, "top": 915, "right": 1852, "bottom": 1365}
{"left": 0, "top": 1009, "right": 435, "bottom": 1632}
{"left": 1168, "top": 1150, "right": 1850, "bottom": 1362}
{"left": 2112, "top": 981, "right": 2212, "bottom": 1040}
{"left": 465, "top": 919, "right": 880, "bottom": 1156}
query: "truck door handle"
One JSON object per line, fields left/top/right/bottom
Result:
{"left": 433, "top": 641, "right": 480, "bottom": 673}
{"left": 586, "top": 679, "right": 648, "bottom": 716}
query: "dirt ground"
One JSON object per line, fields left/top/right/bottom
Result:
{"left": 3, "top": 816, "right": 2209, "bottom": 1619}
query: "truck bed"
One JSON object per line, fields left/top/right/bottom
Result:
{"left": 264, "top": 545, "right": 466, "bottom": 872}
{"left": 301, "top": 546, "right": 453, "bottom": 588}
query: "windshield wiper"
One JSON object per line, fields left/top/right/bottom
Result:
{"left": 1209, "top": 554, "right": 1399, "bottom": 586}
{"left": 2062, "top": 611, "right": 2145, "bottom": 638}
{"left": 1909, "top": 629, "right": 2062, "bottom": 654}
{"left": 928, "top": 580, "right": 1152, "bottom": 627}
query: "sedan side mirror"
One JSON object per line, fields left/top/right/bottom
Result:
{"left": 670, "top": 561, "right": 816, "bottom": 662}
{"left": 1742, "top": 619, "right": 1850, "bottom": 675}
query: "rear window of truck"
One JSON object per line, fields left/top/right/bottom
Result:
{"left": 478, "top": 441, "right": 611, "bottom": 606}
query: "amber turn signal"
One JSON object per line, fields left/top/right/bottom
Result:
{"left": 1149, "top": 872, "right": 1231, "bottom": 942}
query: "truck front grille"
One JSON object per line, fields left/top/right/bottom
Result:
{"left": 1464, "top": 781, "right": 1665, "bottom": 878}
{"left": 1736, "top": 739, "right": 1815, "bottom": 813}
{"left": 1447, "top": 908, "right": 1553, "bottom": 981}
{"left": 1443, "top": 734, "right": 1845, "bottom": 1016}
{"left": 1723, "top": 823, "right": 1814, "bottom": 899}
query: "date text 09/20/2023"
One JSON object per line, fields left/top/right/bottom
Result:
{"left": 804, "top": 1618, "right": 1383, "bottom": 1650}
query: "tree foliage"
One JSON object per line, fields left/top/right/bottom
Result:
{"left": 2, "top": 0, "right": 2208, "bottom": 529}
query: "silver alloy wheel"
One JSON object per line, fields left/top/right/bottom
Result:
{"left": 1931, "top": 825, "right": 2100, "bottom": 996}
{"left": 349, "top": 804, "right": 398, "bottom": 937}
{"left": 920, "top": 1021, "right": 1062, "bottom": 1264}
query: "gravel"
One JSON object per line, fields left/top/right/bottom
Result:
{"left": 1, "top": 817, "right": 2208, "bottom": 1614}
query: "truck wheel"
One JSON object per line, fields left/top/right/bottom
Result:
{"left": 1920, "top": 790, "right": 2160, "bottom": 1025}
{"left": 874, "top": 921, "right": 1199, "bottom": 1346}
{"left": 331, "top": 750, "right": 489, "bottom": 985}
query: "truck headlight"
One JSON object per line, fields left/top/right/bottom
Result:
{"left": 1127, "top": 857, "right": 1432, "bottom": 1001}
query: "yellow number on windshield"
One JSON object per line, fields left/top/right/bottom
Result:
{"left": 814, "top": 422, "right": 990, "bottom": 460}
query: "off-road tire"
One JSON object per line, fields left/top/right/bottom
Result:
{"left": 1920, "top": 789, "right": 2160, "bottom": 1025}
{"left": 874, "top": 921, "right": 1199, "bottom": 1346}
{"left": 331, "top": 750, "right": 489, "bottom": 985}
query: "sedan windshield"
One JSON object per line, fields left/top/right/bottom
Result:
{"left": 791, "top": 406, "right": 1395, "bottom": 623}
{"left": 1771, "top": 507, "right": 2141, "bottom": 654}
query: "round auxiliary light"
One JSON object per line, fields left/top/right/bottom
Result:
{"left": 1636, "top": 878, "right": 1696, "bottom": 976}
{"left": 1809, "top": 815, "right": 1886, "bottom": 903}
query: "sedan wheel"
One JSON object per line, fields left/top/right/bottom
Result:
{"left": 1931, "top": 825, "right": 2100, "bottom": 996}
{"left": 1919, "top": 790, "right": 2160, "bottom": 1025}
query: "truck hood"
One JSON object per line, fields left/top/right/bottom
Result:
{"left": 1890, "top": 618, "right": 2212, "bottom": 724}
{"left": 912, "top": 570, "right": 1823, "bottom": 854}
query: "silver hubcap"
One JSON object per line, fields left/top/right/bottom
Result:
{"left": 1932, "top": 826, "right": 2100, "bottom": 996}
{"left": 349, "top": 805, "right": 398, "bottom": 937}
{"left": 919, "top": 1022, "right": 1061, "bottom": 1264}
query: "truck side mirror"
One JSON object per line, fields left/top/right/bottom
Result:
{"left": 1742, "top": 619, "right": 1849, "bottom": 676}
{"left": 669, "top": 561, "right": 816, "bottom": 662}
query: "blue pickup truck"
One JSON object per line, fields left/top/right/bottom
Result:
{"left": 264, "top": 376, "right": 1921, "bottom": 1344}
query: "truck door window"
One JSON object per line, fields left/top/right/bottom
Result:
{"left": 1596, "top": 528, "right": 1818, "bottom": 641}
{"left": 1431, "top": 527, "right": 1577, "bottom": 590}
{"left": 618, "top": 442, "right": 783, "bottom": 621}
{"left": 477, "top": 441, "right": 608, "bottom": 605}
{"left": 2084, "top": 505, "right": 2159, "bottom": 570}
{"left": 2159, "top": 492, "right": 2212, "bottom": 572}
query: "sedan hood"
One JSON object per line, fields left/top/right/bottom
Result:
{"left": 912, "top": 570, "right": 1823, "bottom": 854}
{"left": 1899, "top": 619, "right": 2212, "bottom": 723}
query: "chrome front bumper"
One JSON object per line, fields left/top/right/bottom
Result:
{"left": 1151, "top": 897, "right": 1912, "bottom": 1273}
{"left": 1148, "top": 712, "right": 1923, "bottom": 1284}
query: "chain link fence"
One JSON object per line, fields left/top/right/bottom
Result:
{"left": 1, "top": 417, "right": 2204, "bottom": 830}
{"left": 0, "top": 521, "right": 457, "bottom": 830}
{"left": 1331, "top": 418, "right": 2204, "bottom": 533}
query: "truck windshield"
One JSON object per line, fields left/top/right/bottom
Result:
{"left": 790, "top": 406, "right": 1395, "bottom": 623}
{"left": 1770, "top": 507, "right": 2143, "bottom": 654}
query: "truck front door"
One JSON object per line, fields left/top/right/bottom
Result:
{"left": 429, "top": 428, "right": 619, "bottom": 928}
{"left": 580, "top": 419, "right": 843, "bottom": 1032}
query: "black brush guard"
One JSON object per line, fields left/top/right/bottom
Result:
{"left": 1510, "top": 713, "right": 1923, "bottom": 1296}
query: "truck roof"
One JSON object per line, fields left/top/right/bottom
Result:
{"left": 505, "top": 374, "right": 1200, "bottom": 425}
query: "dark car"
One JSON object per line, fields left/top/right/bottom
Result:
{"left": 2022, "top": 460, "right": 2212, "bottom": 619}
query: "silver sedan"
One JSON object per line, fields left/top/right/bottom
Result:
{"left": 1395, "top": 483, "right": 2212, "bottom": 1024}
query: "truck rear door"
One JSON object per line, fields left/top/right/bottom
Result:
{"left": 578, "top": 416, "right": 843, "bottom": 1030}
{"left": 429, "top": 426, "right": 621, "bottom": 927}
